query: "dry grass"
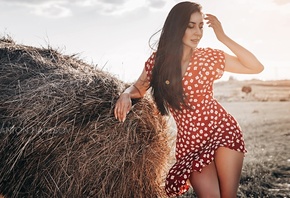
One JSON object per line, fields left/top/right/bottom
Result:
{"left": 0, "top": 37, "right": 171, "bottom": 198}
{"left": 178, "top": 101, "right": 290, "bottom": 197}
{"left": 236, "top": 101, "right": 290, "bottom": 197}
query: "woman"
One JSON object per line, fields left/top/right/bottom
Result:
{"left": 114, "top": 1, "right": 263, "bottom": 197}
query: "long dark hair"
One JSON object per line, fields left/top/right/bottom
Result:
{"left": 150, "top": 2, "right": 202, "bottom": 115}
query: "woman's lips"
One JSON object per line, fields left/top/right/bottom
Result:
{"left": 191, "top": 39, "right": 200, "bottom": 43}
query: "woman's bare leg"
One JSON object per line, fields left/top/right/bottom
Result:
{"left": 189, "top": 161, "right": 220, "bottom": 198}
{"left": 214, "top": 147, "right": 244, "bottom": 198}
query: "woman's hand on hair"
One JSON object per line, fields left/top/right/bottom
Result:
{"left": 204, "top": 14, "right": 227, "bottom": 42}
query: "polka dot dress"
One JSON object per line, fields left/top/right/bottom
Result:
{"left": 144, "top": 48, "right": 247, "bottom": 197}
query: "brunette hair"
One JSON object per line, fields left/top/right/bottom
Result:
{"left": 150, "top": 1, "right": 202, "bottom": 115}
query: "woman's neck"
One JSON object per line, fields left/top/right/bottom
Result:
{"left": 182, "top": 47, "right": 194, "bottom": 63}
{"left": 181, "top": 47, "right": 194, "bottom": 77}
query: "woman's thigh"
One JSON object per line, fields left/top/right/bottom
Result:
{"left": 189, "top": 161, "right": 220, "bottom": 198}
{"left": 215, "top": 147, "right": 244, "bottom": 197}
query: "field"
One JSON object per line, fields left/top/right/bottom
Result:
{"left": 178, "top": 79, "right": 290, "bottom": 197}
{"left": 1, "top": 78, "right": 289, "bottom": 198}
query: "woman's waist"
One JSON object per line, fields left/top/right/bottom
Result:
{"left": 171, "top": 99, "right": 227, "bottom": 123}
{"left": 184, "top": 92, "right": 214, "bottom": 105}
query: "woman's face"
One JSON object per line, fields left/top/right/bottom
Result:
{"left": 182, "top": 12, "right": 204, "bottom": 51}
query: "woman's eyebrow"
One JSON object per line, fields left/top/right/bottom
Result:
{"left": 189, "top": 21, "right": 204, "bottom": 24}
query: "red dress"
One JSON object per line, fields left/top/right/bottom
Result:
{"left": 144, "top": 48, "right": 247, "bottom": 197}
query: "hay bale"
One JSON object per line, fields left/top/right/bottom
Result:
{"left": 0, "top": 37, "right": 170, "bottom": 198}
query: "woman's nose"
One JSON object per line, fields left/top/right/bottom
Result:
{"left": 195, "top": 28, "right": 202, "bottom": 36}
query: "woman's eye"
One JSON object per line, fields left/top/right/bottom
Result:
{"left": 188, "top": 25, "right": 194, "bottom": 29}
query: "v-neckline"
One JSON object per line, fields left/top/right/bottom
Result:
{"left": 181, "top": 51, "right": 195, "bottom": 80}
{"left": 182, "top": 61, "right": 191, "bottom": 80}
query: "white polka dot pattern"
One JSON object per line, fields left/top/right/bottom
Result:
{"left": 144, "top": 48, "right": 247, "bottom": 197}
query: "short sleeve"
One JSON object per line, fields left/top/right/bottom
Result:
{"left": 210, "top": 48, "right": 225, "bottom": 80}
{"left": 144, "top": 52, "right": 156, "bottom": 81}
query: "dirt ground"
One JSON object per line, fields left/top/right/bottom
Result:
{"left": 177, "top": 79, "right": 290, "bottom": 197}
{"left": 216, "top": 79, "right": 290, "bottom": 197}
{"left": 214, "top": 79, "right": 290, "bottom": 166}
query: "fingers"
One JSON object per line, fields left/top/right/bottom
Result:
{"left": 114, "top": 98, "right": 131, "bottom": 122}
{"left": 114, "top": 104, "right": 125, "bottom": 122}
{"left": 204, "top": 14, "right": 218, "bottom": 21}
{"left": 114, "top": 105, "right": 121, "bottom": 121}
{"left": 114, "top": 105, "right": 124, "bottom": 122}
{"left": 115, "top": 106, "right": 129, "bottom": 122}
{"left": 204, "top": 14, "right": 220, "bottom": 27}
{"left": 204, "top": 13, "right": 226, "bottom": 41}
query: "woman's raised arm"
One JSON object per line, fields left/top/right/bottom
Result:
{"left": 205, "top": 14, "right": 264, "bottom": 74}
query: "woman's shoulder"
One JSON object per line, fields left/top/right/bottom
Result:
{"left": 145, "top": 51, "right": 156, "bottom": 66}
{"left": 195, "top": 47, "right": 223, "bottom": 54}
{"left": 195, "top": 48, "right": 225, "bottom": 61}
{"left": 144, "top": 51, "right": 157, "bottom": 76}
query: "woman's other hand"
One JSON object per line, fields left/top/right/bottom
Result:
{"left": 114, "top": 93, "right": 132, "bottom": 122}
{"left": 114, "top": 68, "right": 150, "bottom": 122}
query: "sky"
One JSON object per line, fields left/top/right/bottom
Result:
{"left": 1, "top": 0, "right": 290, "bottom": 83}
